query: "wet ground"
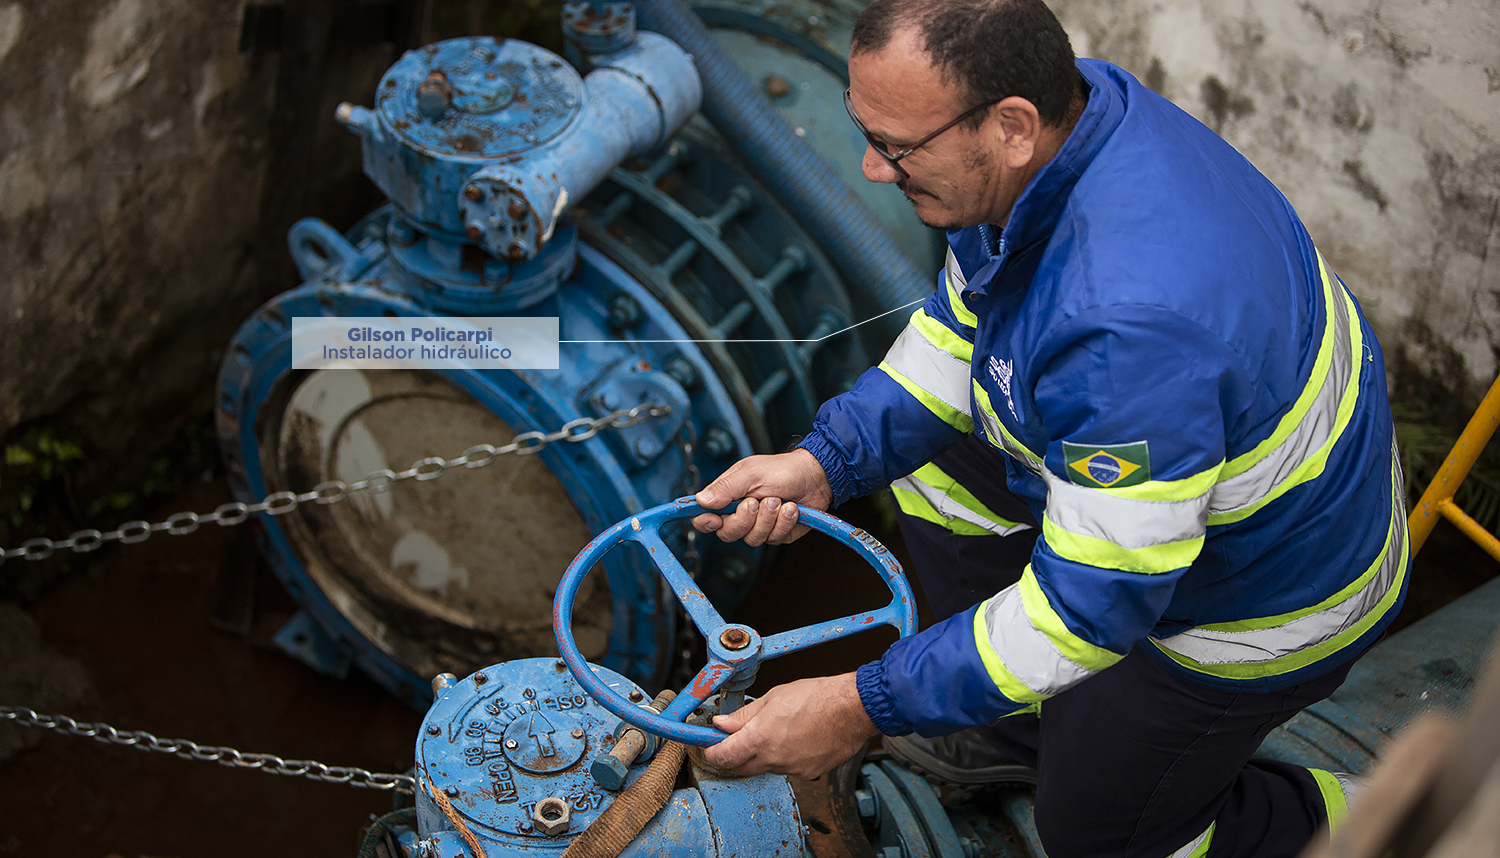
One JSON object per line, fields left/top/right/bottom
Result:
{"left": 0, "top": 477, "right": 1491, "bottom": 856}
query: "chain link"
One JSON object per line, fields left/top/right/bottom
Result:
{"left": 0, "top": 405, "right": 671, "bottom": 566}
{"left": 0, "top": 706, "right": 416, "bottom": 792}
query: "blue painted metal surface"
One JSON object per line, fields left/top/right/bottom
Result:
{"left": 338, "top": 34, "right": 698, "bottom": 270}
{"left": 554, "top": 497, "right": 917, "bottom": 746}
{"left": 692, "top": 0, "right": 947, "bottom": 280}
{"left": 414, "top": 656, "right": 802, "bottom": 857}
{"left": 220, "top": 232, "right": 755, "bottom": 702}
{"left": 220, "top": 14, "right": 874, "bottom": 703}
{"left": 635, "top": 0, "right": 932, "bottom": 346}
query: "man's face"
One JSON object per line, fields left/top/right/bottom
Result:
{"left": 847, "top": 29, "right": 1026, "bottom": 231}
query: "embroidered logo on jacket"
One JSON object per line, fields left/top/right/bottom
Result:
{"left": 987, "top": 356, "right": 1018, "bottom": 420}
{"left": 1062, "top": 441, "right": 1151, "bottom": 489}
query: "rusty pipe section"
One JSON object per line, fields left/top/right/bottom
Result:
{"left": 460, "top": 32, "right": 701, "bottom": 263}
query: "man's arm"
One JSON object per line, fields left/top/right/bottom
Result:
{"left": 695, "top": 257, "right": 978, "bottom": 544}
{"left": 862, "top": 306, "right": 1238, "bottom": 735}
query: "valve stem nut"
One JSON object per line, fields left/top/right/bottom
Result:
{"left": 533, "top": 796, "right": 571, "bottom": 835}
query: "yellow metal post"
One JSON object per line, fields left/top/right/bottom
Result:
{"left": 1409, "top": 372, "right": 1500, "bottom": 560}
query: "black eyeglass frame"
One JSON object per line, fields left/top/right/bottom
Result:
{"left": 843, "top": 88, "right": 999, "bottom": 178}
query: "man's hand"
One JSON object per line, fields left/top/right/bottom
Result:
{"left": 702, "top": 673, "right": 880, "bottom": 780}
{"left": 692, "top": 449, "right": 833, "bottom": 546}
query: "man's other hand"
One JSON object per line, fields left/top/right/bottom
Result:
{"left": 692, "top": 449, "right": 833, "bottom": 546}
{"left": 702, "top": 673, "right": 880, "bottom": 780}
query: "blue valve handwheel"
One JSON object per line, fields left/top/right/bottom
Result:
{"left": 554, "top": 496, "right": 917, "bottom": 746}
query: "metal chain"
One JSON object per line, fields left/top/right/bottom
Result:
{"left": 0, "top": 404, "right": 671, "bottom": 566}
{"left": 0, "top": 706, "right": 416, "bottom": 793}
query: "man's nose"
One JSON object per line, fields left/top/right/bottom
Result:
{"left": 862, "top": 146, "right": 903, "bottom": 184}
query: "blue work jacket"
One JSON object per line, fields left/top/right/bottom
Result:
{"left": 798, "top": 59, "right": 1408, "bottom": 737}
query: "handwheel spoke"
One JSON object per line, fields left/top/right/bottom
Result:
{"left": 761, "top": 604, "right": 905, "bottom": 659}
{"left": 632, "top": 526, "right": 725, "bottom": 635}
{"left": 659, "top": 660, "right": 739, "bottom": 722}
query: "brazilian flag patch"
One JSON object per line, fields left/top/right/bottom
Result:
{"left": 1062, "top": 441, "right": 1151, "bottom": 488}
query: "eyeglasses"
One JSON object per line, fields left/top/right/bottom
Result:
{"left": 843, "top": 88, "right": 998, "bottom": 178}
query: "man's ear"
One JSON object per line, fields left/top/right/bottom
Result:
{"left": 992, "top": 96, "right": 1042, "bottom": 169}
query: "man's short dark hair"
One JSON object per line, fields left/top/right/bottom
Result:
{"left": 852, "top": 0, "right": 1080, "bottom": 127}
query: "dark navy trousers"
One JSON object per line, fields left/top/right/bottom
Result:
{"left": 892, "top": 443, "right": 1349, "bottom": 858}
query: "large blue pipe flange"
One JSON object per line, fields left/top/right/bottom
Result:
{"left": 218, "top": 220, "right": 759, "bottom": 702}
{"left": 218, "top": 19, "right": 872, "bottom": 704}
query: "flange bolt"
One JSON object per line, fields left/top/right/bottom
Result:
{"left": 704, "top": 426, "right": 735, "bottom": 460}
{"left": 608, "top": 294, "right": 645, "bottom": 329}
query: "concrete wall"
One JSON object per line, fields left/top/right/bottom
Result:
{"left": 0, "top": 0, "right": 274, "bottom": 490}
{"left": 1049, "top": 0, "right": 1500, "bottom": 416}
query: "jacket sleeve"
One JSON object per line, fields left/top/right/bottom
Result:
{"left": 858, "top": 305, "right": 1244, "bottom": 735}
{"left": 800, "top": 252, "right": 980, "bottom": 506}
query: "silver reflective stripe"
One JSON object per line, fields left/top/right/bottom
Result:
{"left": 1153, "top": 447, "right": 1405, "bottom": 665}
{"left": 891, "top": 472, "right": 1034, "bottom": 536}
{"left": 1042, "top": 470, "right": 1208, "bottom": 550}
{"left": 981, "top": 585, "right": 1095, "bottom": 696}
{"left": 1210, "top": 273, "right": 1355, "bottom": 516}
{"left": 974, "top": 387, "right": 1045, "bottom": 476}
{"left": 945, "top": 248, "right": 968, "bottom": 291}
{"left": 1165, "top": 824, "right": 1215, "bottom": 858}
{"left": 885, "top": 322, "right": 972, "bottom": 419}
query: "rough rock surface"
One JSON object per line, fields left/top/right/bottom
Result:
{"left": 0, "top": 601, "right": 94, "bottom": 763}
{"left": 1050, "top": 0, "right": 1500, "bottom": 410}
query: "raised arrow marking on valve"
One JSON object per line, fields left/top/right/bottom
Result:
{"left": 528, "top": 711, "right": 557, "bottom": 757}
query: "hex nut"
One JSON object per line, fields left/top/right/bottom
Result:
{"left": 533, "top": 796, "right": 571, "bottom": 835}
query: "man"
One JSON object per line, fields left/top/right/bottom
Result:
{"left": 691, "top": 0, "right": 1409, "bottom": 856}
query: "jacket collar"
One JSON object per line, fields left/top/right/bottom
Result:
{"left": 948, "top": 59, "right": 1127, "bottom": 294}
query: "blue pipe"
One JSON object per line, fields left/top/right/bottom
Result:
{"left": 634, "top": 0, "right": 931, "bottom": 341}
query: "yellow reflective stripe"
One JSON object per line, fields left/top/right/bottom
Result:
{"left": 880, "top": 361, "right": 974, "bottom": 433}
{"left": 1097, "top": 465, "right": 1222, "bottom": 503}
{"left": 1210, "top": 255, "right": 1364, "bottom": 524}
{"left": 892, "top": 463, "right": 1031, "bottom": 536}
{"left": 944, "top": 261, "right": 979, "bottom": 329}
{"left": 1309, "top": 769, "right": 1350, "bottom": 832}
{"left": 973, "top": 381, "right": 1043, "bottom": 473}
{"left": 1219, "top": 257, "right": 1340, "bottom": 483}
{"left": 1152, "top": 447, "right": 1408, "bottom": 679}
{"left": 1167, "top": 823, "right": 1215, "bottom": 858}
{"left": 892, "top": 485, "right": 1001, "bottom": 536}
{"left": 911, "top": 307, "right": 974, "bottom": 363}
{"left": 972, "top": 602, "right": 1050, "bottom": 704}
{"left": 1042, "top": 516, "right": 1205, "bottom": 574}
{"left": 1152, "top": 527, "right": 1407, "bottom": 680}
{"left": 1018, "top": 567, "right": 1123, "bottom": 672}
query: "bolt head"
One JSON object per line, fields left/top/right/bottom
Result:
{"left": 505, "top": 739, "right": 519, "bottom": 750}
{"left": 507, "top": 198, "right": 528, "bottom": 219}
{"left": 532, "top": 796, "right": 572, "bottom": 835}
{"left": 855, "top": 788, "right": 877, "bottom": 819}
{"left": 464, "top": 185, "right": 484, "bottom": 202}
{"left": 507, "top": 243, "right": 527, "bottom": 262}
{"left": 627, "top": 689, "right": 644, "bottom": 703}
{"left": 426, "top": 724, "right": 441, "bottom": 736}
{"left": 571, "top": 728, "right": 584, "bottom": 739}
{"left": 591, "top": 753, "right": 631, "bottom": 791}
{"left": 719, "top": 628, "right": 751, "bottom": 650}
{"left": 445, "top": 786, "right": 459, "bottom": 797}
{"left": 474, "top": 672, "right": 488, "bottom": 685}
{"left": 466, "top": 224, "right": 483, "bottom": 241}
